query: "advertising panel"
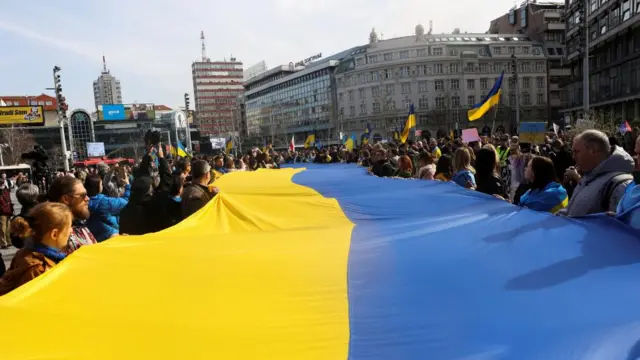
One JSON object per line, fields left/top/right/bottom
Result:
{"left": 0, "top": 106, "right": 45, "bottom": 126}
{"left": 98, "top": 104, "right": 156, "bottom": 121}
{"left": 86, "top": 142, "right": 106, "bottom": 157}
{"left": 100, "top": 104, "right": 125, "bottom": 120}
{"left": 210, "top": 138, "right": 226, "bottom": 149}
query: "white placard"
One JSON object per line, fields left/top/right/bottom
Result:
{"left": 87, "top": 142, "right": 106, "bottom": 157}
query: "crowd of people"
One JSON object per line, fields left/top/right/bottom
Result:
{"left": 0, "top": 126, "right": 639, "bottom": 296}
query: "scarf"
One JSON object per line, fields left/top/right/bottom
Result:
{"left": 31, "top": 243, "right": 67, "bottom": 264}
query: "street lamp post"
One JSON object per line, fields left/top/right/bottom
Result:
{"left": 53, "top": 66, "right": 70, "bottom": 172}
{"left": 582, "top": 0, "right": 590, "bottom": 115}
{"left": 511, "top": 54, "right": 521, "bottom": 130}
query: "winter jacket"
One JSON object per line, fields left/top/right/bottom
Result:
{"left": 87, "top": 184, "right": 131, "bottom": 241}
{"left": 558, "top": 146, "right": 634, "bottom": 216}
{"left": 181, "top": 183, "right": 215, "bottom": 219}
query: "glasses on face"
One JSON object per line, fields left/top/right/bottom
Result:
{"left": 72, "top": 192, "right": 88, "bottom": 200}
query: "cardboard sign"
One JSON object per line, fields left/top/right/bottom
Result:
{"left": 461, "top": 128, "right": 481, "bottom": 144}
{"left": 519, "top": 122, "right": 547, "bottom": 144}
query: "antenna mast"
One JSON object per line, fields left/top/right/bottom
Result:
{"left": 200, "top": 31, "right": 207, "bottom": 61}
{"left": 102, "top": 55, "right": 108, "bottom": 73}
{"left": 428, "top": 20, "right": 433, "bottom": 35}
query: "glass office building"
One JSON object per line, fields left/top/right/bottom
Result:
{"left": 245, "top": 62, "right": 338, "bottom": 147}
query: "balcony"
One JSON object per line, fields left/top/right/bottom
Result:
{"left": 544, "top": 22, "right": 566, "bottom": 31}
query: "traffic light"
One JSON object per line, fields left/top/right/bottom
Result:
{"left": 184, "top": 93, "right": 190, "bottom": 112}
{"left": 53, "top": 66, "right": 68, "bottom": 117}
{"left": 510, "top": 56, "right": 517, "bottom": 77}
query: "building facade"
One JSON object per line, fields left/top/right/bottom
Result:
{"left": 563, "top": 0, "right": 640, "bottom": 121}
{"left": 335, "top": 29, "right": 550, "bottom": 140}
{"left": 488, "top": 1, "right": 570, "bottom": 122}
{"left": 243, "top": 48, "right": 366, "bottom": 148}
{"left": 191, "top": 58, "right": 244, "bottom": 137}
{"left": 93, "top": 57, "right": 123, "bottom": 109}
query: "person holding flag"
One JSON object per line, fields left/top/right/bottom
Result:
{"left": 170, "top": 140, "right": 188, "bottom": 158}
{"left": 362, "top": 122, "right": 372, "bottom": 145}
{"left": 468, "top": 72, "right": 504, "bottom": 121}
{"left": 620, "top": 120, "right": 632, "bottom": 134}
{"left": 304, "top": 133, "right": 315, "bottom": 149}
{"left": 400, "top": 104, "right": 416, "bottom": 144}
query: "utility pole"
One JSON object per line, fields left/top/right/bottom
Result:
{"left": 183, "top": 93, "right": 192, "bottom": 153}
{"left": 511, "top": 54, "right": 521, "bottom": 129}
{"left": 582, "top": 0, "right": 590, "bottom": 115}
{"left": 53, "top": 66, "right": 70, "bottom": 172}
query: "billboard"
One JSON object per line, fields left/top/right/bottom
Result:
{"left": 0, "top": 106, "right": 45, "bottom": 126}
{"left": 98, "top": 104, "right": 156, "bottom": 121}
{"left": 244, "top": 60, "right": 268, "bottom": 81}
{"left": 86, "top": 142, "right": 106, "bottom": 157}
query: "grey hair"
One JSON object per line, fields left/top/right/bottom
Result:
{"left": 16, "top": 183, "right": 39, "bottom": 206}
{"left": 576, "top": 129, "right": 611, "bottom": 155}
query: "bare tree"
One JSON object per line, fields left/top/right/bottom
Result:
{"left": 0, "top": 126, "right": 37, "bottom": 165}
{"left": 46, "top": 145, "right": 66, "bottom": 171}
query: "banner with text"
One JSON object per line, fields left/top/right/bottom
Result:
{"left": 0, "top": 106, "right": 45, "bottom": 126}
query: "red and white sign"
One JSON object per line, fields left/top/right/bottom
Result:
{"left": 289, "top": 136, "right": 295, "bottom": 151}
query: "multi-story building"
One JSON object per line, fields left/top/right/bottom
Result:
{"left": 93, "top": 56, "right": 123, "bottom": 109}
{"left": 335, "top": 28, "right": 549, "bottom": 139}
{"left": 244, "top": 48, "right": 366, "bottom": 147}
{"left": 488, "top": 1, "right": 570, "bottom": 122}
{"left": 563, "top": 0, "right": 640, "bottom": 121}
{"left": 192, "top": 58, "right": 244, "bottom": 137}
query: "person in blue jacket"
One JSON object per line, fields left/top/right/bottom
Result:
{"left": 85, "top": 173, "right": 130, "bottom": 242}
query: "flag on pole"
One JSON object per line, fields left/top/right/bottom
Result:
{"left": 225, "top": 136, "right": 233, "bottom": 153}
{"left": 400, "top": 104, "right": 416, "bottom": 144}
{"left": 289, "top": 136, "right": 295, "bottom": 152}
{"left": 468, "top": 72, "right": 504, "bottom": 121}
{"left": 619, "top": 121, "right": 632, "bottom": 133}
{"left": 362, "top": 122, "right": 371, "bottom": 145}
{"left": 304, "top": 134, "right": 315, "bottom": 149}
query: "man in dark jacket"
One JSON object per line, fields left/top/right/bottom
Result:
{"left": 370, "top": 149, "right": 396, "bottom": 177}
{"left": 182, "top": 160, "right": 216, "bottom": 218}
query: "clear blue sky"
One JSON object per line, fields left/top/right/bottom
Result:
{"left": 0, "top": 0, "right": 522, "bottom": 111}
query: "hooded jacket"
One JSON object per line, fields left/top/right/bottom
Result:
{"left": 87, "top": 184, "right": 131, "bottom": 242}
{"left": 559, "top": 146, "right": 634, "bottom": 216}
{"left": 0, "top": 248, "right": 56, "bottom": 295}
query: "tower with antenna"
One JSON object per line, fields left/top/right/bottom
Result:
{"left": 102, "top": 55, "right": 109, "bottom": 74}
{"left": 200, "top": 31, "right": 209, "bottom": 62}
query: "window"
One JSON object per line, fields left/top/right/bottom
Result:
{"left": 360, "top": 104, "right": 367, "bottom": 115}
{"left": 386, "top": 84, "right": 395, "bottom": 95}
{"left": 537, "top": 93, "right": 545, "bottom": 104}
{"left": 349, "top": 106, "right": 356, "bottom": 116}
{"left": 467, "top": 95, "right": 476, "bottom": 106}
{"left": 371, "top": 71, "right": 380, "bottom": 81}
{"left": 419, "top": 97, "right": 429, "bottom": 109}
{"left": 417, "top": 49, "right": 427, "bottom": 57}
{"left": 419, "top": 65, "right": 428, "bottom": 75}
{"left": 450, "top": 63, "right": 459, "bottom": 73}
{"left": 339, "top": 107, "right": 344, "bottom": 115}
{"left": 480, "top": 78, "right": 489, "bottom": 90}
{"left": 402, "top": 83, "right": 412, "bottom": 94}
{"left": 536, "top": 62, "right": 545, "bottom": 72}
{"left": 522, "top": 47, "right": 529, "bottom": 54}
{"left": 509, "top": 9, "right": 516, "bottom": 24}
{"left": 418, "top": 114, "right": 428, "bottom": 125}
{"left": 45, "top": 101, "right": 53, "bottom": 105}
{"left": 436, "top": 97, "right": 446, "bottom": 108}
{"left": 467, "top": 79, "right": 475, "bottom": 90}
{"left": 419, "top": 81, "right": 428, "bottom": 92}
{"left": 536, "top": 77, "right": 544, "bottom": 88}
{"left": 494, "top": 47, "right": 502, "bottom": 55}
{"left": 451, "top": 96, "right": 460, "bottom": 107}
{"left": 356, "top": 58, "right": 365, "bottom": 66}
{"left": 433, "top": 48, "right": 443, "bottom": 56}
{"left": 348, "top": 91, "right": 354, "bottom": 101}
{"left": 622, "top": 0, "right": 631, "bottom": 21}
{"left": 30, "top": 101, "right": 37, "bottom": 105}
{"left": 434, "top": 64, "right": 443, "bottom": 74}
{"left": 521, "top": 5, "right": 528, "bottom": 27}
{"left": 368, "top": 55, "right": 378, "bottom": 63}
{"left": 359, "top": 73, "right": 366, "bottom": 83}
{"left": 522, "top": 77, "right": 530, "bottom": 88}
{"left": 435, "top": 80, "right": 445, "bottom": 91}
{"left": 373, "top": 102, "right": 381, "bottom": 113}
{"left": 384, "top": 53, "right": 393, "bottom": 61}
{"left": 600, "top": 17, "right": 608, "bottom": 34}
{"left": 479, "top": 63, "right": 488, "bottom": 72}
{"left": 403, "top": 99, "right": 412, "bottom": 110}
{"left": 508, "top": 46, "right": 516, "bottom": 54}
{"left": 385, "top": 69, "right": 392, "bottom": 79}
{"left": 372, "top": 86, "right": 380, "bottom": 97}
{"left": 520, "top": 62, "right": 531, "bottom": 72}
{"left": 590, "top": 0, "right": 597, "bottom": 13}
{"left": 401, "top": 66, "right": 410, "bottom": 77}
{"left": 359, "top": 88, "right": 366, "bottom": 99}
{"left": 509, "top": 93, "right": 516, "bottom": 105}
{"left": 451, "top": 79, "right": 460, "bottom": 90}
{"left": 400, "top": 50, "right": 409, "bottom": 59}
{"left": 522, "top": 93, "right": 530, "bottom": 105}
{"left": 509, "top": 77, "right": 516, "bottom": 89}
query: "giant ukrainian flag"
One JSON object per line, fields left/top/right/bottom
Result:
{"left": 2, "top": 164, "right": 640, "bottom": 359}
{"left": 468, "top": 72, "right": 504, "bottom": 121}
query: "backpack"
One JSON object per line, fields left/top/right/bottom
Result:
{"left": 601, "top": 172, "right": 634, "bottom": 211}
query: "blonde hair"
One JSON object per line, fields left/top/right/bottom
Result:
{"left": 453, "top": 147, "right": 475, "bottom": 174}
{"left": 10, "top": 202, "right": 73, "bottom": 242}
